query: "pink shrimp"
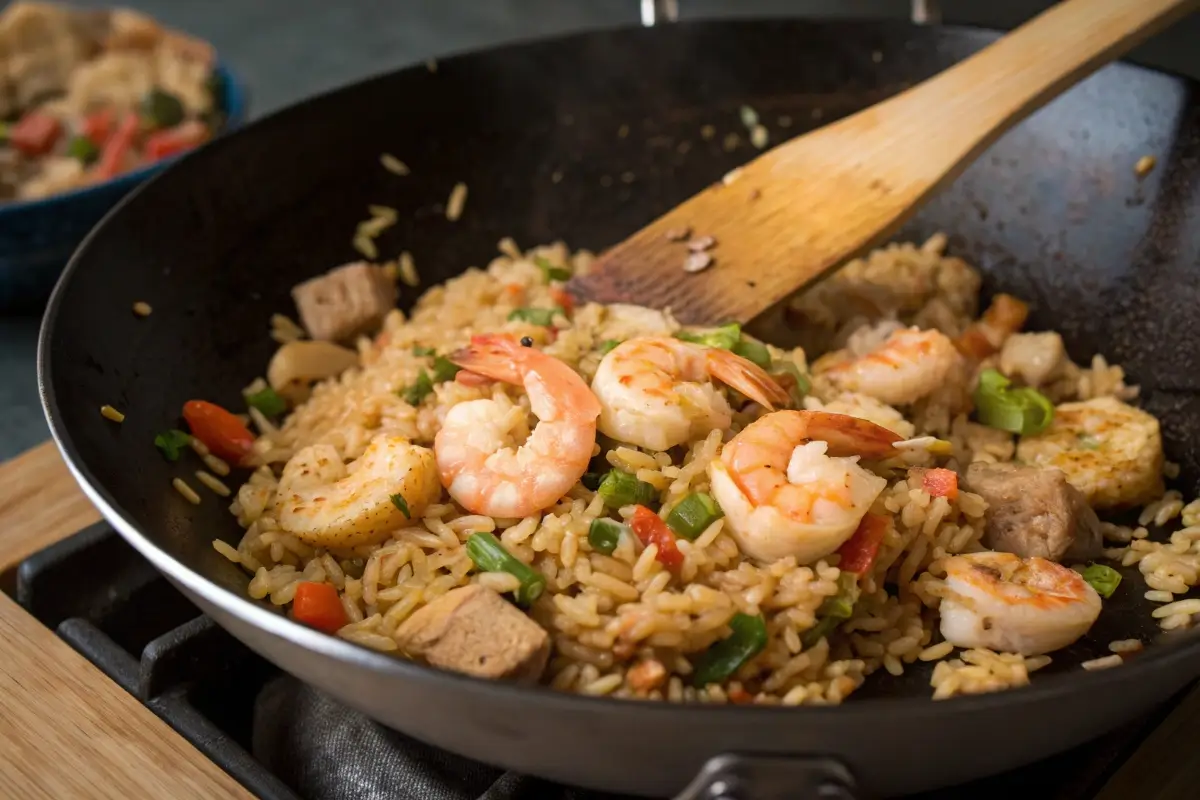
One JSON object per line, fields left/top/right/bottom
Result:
{"left": 434, "top": 335, "right": 601, "bottom": 517}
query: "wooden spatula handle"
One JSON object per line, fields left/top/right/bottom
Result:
{"left": 875, "top": 0, "right": 1197, "bottom": 177}
{"left": 571, "top": 0, "right": 1197, "bottom": 326}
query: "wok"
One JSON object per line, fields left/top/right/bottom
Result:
{"left": 37, "top": 18, "right": 1200, "bottom": 799}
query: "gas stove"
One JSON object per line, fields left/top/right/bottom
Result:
{"left": 3, "top": 522, "right": 1185, "bottom": 800}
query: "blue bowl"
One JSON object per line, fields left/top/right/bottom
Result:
{"left": 0, "top": 63, "right": 247, "bottom": 312}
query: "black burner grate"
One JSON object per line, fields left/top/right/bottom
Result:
{"left": 4, "top": 523, "right": 1180, "bottom": 800}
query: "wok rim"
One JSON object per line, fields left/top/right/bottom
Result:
{"left": 36, "top": 16, "right": 1200, "bottom": 736}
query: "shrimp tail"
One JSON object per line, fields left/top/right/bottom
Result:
{"left": 795, "top": 410, "right": 902, "bottom": 459}
{"left": 448, "top": 334, "right": 526, "bottom": 384}
{"left": 706, "top": 349, "right": 791, "bottom": 410}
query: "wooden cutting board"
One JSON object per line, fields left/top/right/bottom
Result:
{"left": 0, "top": 441, "right": 251, "bottom": 800}
{"left": 0, "top": 440, "right": 1197, "bottom": 800}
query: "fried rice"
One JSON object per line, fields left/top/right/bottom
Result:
{"left": 210, "top": 234, "right": 1191, "bottom": 705}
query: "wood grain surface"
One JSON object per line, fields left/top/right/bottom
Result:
{"left": 571, "top": 0, "right": 1197, "bottom": 325}
{"left": 0, "top": 441, "right": 251, "bottom": 799}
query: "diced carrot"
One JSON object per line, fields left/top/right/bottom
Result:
{"left": 144, "top": 119, "right": 209, "bottom": 161}
{"left": 955, "top": 326, "right": 997, "bottom": 360}
{"left": 921, "top": 468, "right": 959, "bottom": 502}
{"left": 728, "top": 686, "right": 754, "bottom": 704}
{"left": 182, "top": 399, "right": 256, "bottom": 465}
{"left": 455, "top": 370, "right": 493, "bottom": 388}
{"left": 836, "top": 513, "right": 890, "bottom": 574}
{"left": 983, "top": 293, "right": 1029, "bottom": 335}
{"left": 291, "top": 582, "right": 348, "bottom": 634}
{"left": 629, "top": 505, "right": 683, "bottom": 572}
{"left": 81, "top": 108, "right": 116, "bottom": 147}
{"left": 93, "top": 113, "right": 140, "bottom": 180}
{"left": 549, "top": 286, "right": 575, "bottom": 317}
{"left": 10, "top": 111, "right": 63, "bottom": 156}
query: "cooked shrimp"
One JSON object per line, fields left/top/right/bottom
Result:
{"left": 708, "top": 410, "right": 900, "bottom": 563}
{"left": 939, "top": 551, "right": 1102, "bottom": 656}
{"left": 435, "top": 334, "right": 601, "bottom": 516}
{"left": 591, "top": 337, "right": 789, "bottom": 451}
{"left": 276, "top": 433, "right": 441, "bottom": 548}
{"left": 1016, "top": 396, "right": 1163, "bottom": 509}
{"left": 816, "top": 326, "right": 962, "bottom": 406}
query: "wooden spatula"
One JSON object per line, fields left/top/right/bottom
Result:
{"left": 569, "top": 0, "right": 1196, "bottom": 325}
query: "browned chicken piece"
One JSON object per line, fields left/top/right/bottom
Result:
{"left": 291, "top": 261, "right": 397, "bottom": 342}
{"left": 964, "top": 462, "right": 1102, "bottom": 563}
{"left": 394, "top": 585, "right": 550, "bottom": 683}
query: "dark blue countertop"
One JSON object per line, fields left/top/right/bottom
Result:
{"left": 4, "top": 0, "right": 1199, "bottom": 461}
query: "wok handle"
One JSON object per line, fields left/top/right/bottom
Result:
{"left": 673, "top": 753, "right": 857, "bottom": 800}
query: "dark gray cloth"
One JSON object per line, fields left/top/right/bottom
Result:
{"left": 252, "top": 675, "right": 627, "bottom": 800}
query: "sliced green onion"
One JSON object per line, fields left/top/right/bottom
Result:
{"left": 153, "top": 429, "right": 191, "bottom": 461}
{"left": 412, "top": 345, "right": 436, "bottom": 357}
{"left": 401, "top": 370, "right": 434, "bottom": 405}
{"left": 534, "top": 256, "right": 571, "bottom": 283}
{"left": 466, "top": 532, "right": 546, "bottom": 606}
{"left": 141, "top": 88, "right": 185, "bottom": 129}
{"left": 597, "top": 469, "right": 658, "bottom": 509}
{"left": 432, "top": 355, "right": 461, "bottom": 383}
{"left": 675, "top": 322, "right": 741, "bottom": 350}
{"left": 599, "top": 339, "right": 623, "bottom": 355}
{"left": 581, "top": 471, "right": 606, "bottom": 491}
{"left": 770, "top": 360, "right": 811, "bottom": 406}
{"left": 666, "top": 492, "right": 723, "bottom": 540}
{"left": 731, "top": 337, "right": 772, "bottom": 369}
{"left": 692, "top": 613, "right": 767, "bottom": 687}
{"left": 390, "top": 493, "right": 410, "bottom": 518}
{"left": 588, "top": 518, "right": 627, "bottom": 555}
{"left": 801, "top": 572, "right": 860, "bottom": 649}
{"left": 1082, "top": 563, "right": 1121, "bottom": 599}
{"left": 973, "top": 369, "right": 1055, "bottom": 436}
{"left": 245, "top": 386, "right": 287, "bottom": 418}
{"left": 66, "top": 134, "right": 99, "bottom": 165}
{"left": 508, "top": 307, "right": 562, "bottom": 326}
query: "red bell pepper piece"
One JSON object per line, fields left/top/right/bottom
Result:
{"left": 921, "top": 468, "right": 959, "bottom": 501}
{"left": 10, "top": 111, "right": 63, "bottom": 156}
{"left": 93, "top": 113, "right": 140, "bottom": 180}
{"left": 292, "top": 582, "right": 348, "bottom": 633}
{"left": 629, "top": 505, "right": 683, "bottom": 572}
{"left": 81, "top": 108, "right": 116, "bottom": 147}
{"left": 836, "top": 513, "right": 890, "bottom": 574}
{"left": 549, "top": 286, "right": 575, "bottom": 317}
{"left": 144, "top": 119, "right": 209, "bottom": 161}
{"left": 182, "top": 400, "right": 256, "bottom": 466}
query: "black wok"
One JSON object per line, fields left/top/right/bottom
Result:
{"left": 38, "top": 19, "right": 1200, "bottom": 799}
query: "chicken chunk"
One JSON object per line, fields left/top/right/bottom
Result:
{"left": 999, "top": 332, "right": 1067, "bottom": 388}
{"left": 964, "top": 462, "right": 1102, "bottom": 562}
{"left": 394, "top": 585, "right": 550, "bottom": 683}
{"left": 292, "top": 261, "right": 397, "bottom": 342}
{"left": 1016, "top": 396, "right": 1163, "bottom": 509}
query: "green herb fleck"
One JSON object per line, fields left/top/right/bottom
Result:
{"left": 599, "top": 339, "right": 623, "bottom": 355}
{"left": 245, "top": 386, "right": 287, "bottom": 418}
{"left": 390, "top": 493, "right": 410, "bottom": 518}
{"left": 432, "top": 355, "right": 461, "bottom": 383}
{"left": 412, "top": 346, "right": 436, "bottom": 357}
{"left": 508, "top": 307, "right": 562, "bottom": 326}
{"left": 534, "top": 256, "right": 571, "bottom": 283}
{"left": 154, "top": 429, "right": 192, "bottom": 461}
{"left": 402, "top": 370, "right": 434, "bottom": 405}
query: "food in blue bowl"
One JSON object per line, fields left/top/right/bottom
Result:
{"left": 0, "top": 2, "right": 247, "bottom": 310}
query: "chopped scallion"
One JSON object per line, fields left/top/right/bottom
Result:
{"left": 692, "top": 613, "right": 767, "bottom": 687}
{"left": 390, "top": 493, "right": 410, "bottom": 518}
{"left": 674, "top": 322, "right": 741, "bottom": 350}
{"left": 599, "top": 339, "right": 623, "bottom": 355}
{"left": 597, "top": 469, "right": 658, "bottom": 509}
{"left": 588, "top": 518, "right": 627, "bottom": 555}
{"left": 153, "top": 429, "right": 192, "bottom": 461}
{"left": 801, "top": 572, "right": 860, "bottom": 649}
{"left": 731, "top": 336, "right": 772, "bottom": 369}
{"left": 534, "top": 256, "right": 571, "bottom": 283}
{"left": 401, "top": 370, "right": 434, "bottom": 405}
{"left": 432, "top": 355, "right": 461, "bottom": 383}
{"left": 508, "top": 307, "right": 562, "bottom": 326}
{"left": 66, "top": 134, "right": 99, "bottom": 165}
{"left": 1082, "top": 563, "right": 1121, "bottom": 599}
{"left": 666, "top": 492, "right": 723, "bottom": 540}
{"left": 412, "top": 346, "right": 436, "bottom": 357}
{"left": 973, "top": 369, "right": 1055, "bottom": 436}
{"left": 245, "top": 386, "right": 287, "bottom": 418}
{"left": 466, "top": 532, "right": 546, "bottom": 606}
